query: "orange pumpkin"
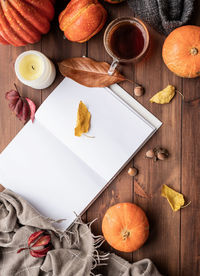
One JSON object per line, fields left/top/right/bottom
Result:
{"left": 162, "top": 25, "right": 200, "bottom": 78}
{"left": 59, "top": 0, "right": 107, "bottom": 43}
{"left": 0, "top": 0, "right": 55, "bottom": 47}
{"left": 102, "top": 202, "right": 149, "bottom": 252}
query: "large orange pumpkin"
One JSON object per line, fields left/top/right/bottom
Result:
{"left": 162, "top": 25, "right": 200, "bottom": 78}
{"left": 102, "top": 202, "right": 149, "bottom": 252}
{"left": 0, "top": 0, "right": 55, "bottom": 47}
{"left": 59, "top": 0, "right": 107, "bottom": 43}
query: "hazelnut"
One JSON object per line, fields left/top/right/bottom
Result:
{"left": 134, "top": 86, "right": 144, "bottom": 97}
{"left": 146, "top": 147, "right": 169, "bottom": 161}
{"left": 128, "top": 167, "right": 138, "bottom": 177}
{"left": 146, "top": 149, "right": 155, "bottom": 159}
{"left": 157, "top": 152, "right": 168, "bottom": 161}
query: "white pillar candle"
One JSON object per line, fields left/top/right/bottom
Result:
{"left": 15, "top": 50, "right": 56, "bottom": 90}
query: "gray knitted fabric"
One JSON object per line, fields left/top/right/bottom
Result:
{"left": 127, "top": 0, "right": 195, "bottom": 35}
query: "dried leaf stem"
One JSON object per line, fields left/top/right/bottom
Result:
{"left": 83, "top": 134, "right": 95, "bottom": 138}
{"left": 181, "top": 201, "right": 191, "bottom": 209}
{"left": 176, "top": 90, "right": 184, "bottom": 100}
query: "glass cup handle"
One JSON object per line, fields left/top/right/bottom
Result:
{"left": 108, "top": 59, "right": 119, "bottom": 75}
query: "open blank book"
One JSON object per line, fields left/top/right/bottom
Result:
{"left": 0, "top": 78, "right": 162, "bottom": 229}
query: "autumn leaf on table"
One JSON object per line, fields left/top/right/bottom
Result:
{"left": 150, "top": 85, "right": 175, "bottom": 104}
{"left": 161, "top": 184, "right": 185, "bottom": 211}
{"left": 5, "top": 86, "right": 36, "bottom": 123}
{"left": 25, "top": 98, "right": 36, "bottom": 122}
{"left": 58, "top": 57, "right": 126, "bottom": 87}
{"left": 75, "top": 101, "right": 91, "bottom": 137}
{"left": 134, "top": 179, "right": 151, "bottom": 199}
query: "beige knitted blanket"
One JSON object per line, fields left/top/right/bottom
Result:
{"left": 0, "top": 187, "right": 162, "bottom": 276}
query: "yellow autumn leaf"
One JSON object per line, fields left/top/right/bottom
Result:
{"left": 150, "top": 85, "right": 175, "bottom": 104}
{"left": 75, "top": 101, "right": 91, "bottom": 137}
{"left": 161, "top": 184, "right": 184, "bottom": 211}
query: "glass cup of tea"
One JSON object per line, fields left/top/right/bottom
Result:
{"left": 103, "top": 17, "right": 150, "bottom": 75}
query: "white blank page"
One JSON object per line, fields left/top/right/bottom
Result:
{"left": 0, "top": 121, "right": 105, "bottom": 227}
{"left": 36, "top": 78, "right": 155, "bottom": 182}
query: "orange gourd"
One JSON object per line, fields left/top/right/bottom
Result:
{"left": 0, "top": 0, "right": 55, "bottom": 47}
{"left": 59, "top": 0, "right": 107, "bottom": 43}
{"left": 102, "top": 202, "right": 149, "bottom": 252}
{"left": 162, "top": 25, "right": 200, "bottom": 78}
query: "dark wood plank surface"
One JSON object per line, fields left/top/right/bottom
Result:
{"left": 0, "top": 1, "right": 199, "bottom": 275}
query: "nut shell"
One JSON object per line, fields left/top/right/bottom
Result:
{"left": 146, "top": 149, "right": 154, "bottom": 158}
{"left": 157, "top": 152, "right": 167, "bottom": 160}
{"left": 128, "top": 167, "right": 138, "bottom": 176}
{"left": 134, "top": 86, "right": 144, "bottom": 97}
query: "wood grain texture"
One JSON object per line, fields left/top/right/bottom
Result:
{"left": 0, "top": 1, "right": 199, "bottom": 275}
{"left": 181, "top": 77, "right": 200, "bottom": 276}
{"left": 180, "top": 4, "right": 200, "bottom": 276}
{"left": 132, "top": 24, "right": 182, "bottom": 276}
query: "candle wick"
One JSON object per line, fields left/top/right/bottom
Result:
{"left": 32, "top": 66, "right": 35, "bottom": 70}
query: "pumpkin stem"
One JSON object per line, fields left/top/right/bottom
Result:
{"left": 122, "top": 229, "right": 130, "bottom": 240}
{"left": 190, "top": 48, "right": 198, "bottom": 55}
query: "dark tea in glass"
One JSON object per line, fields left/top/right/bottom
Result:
{"left": 104, "top": 17, "right": 149, "bottom": 75}
{"left": 109, "top": 22, "right": 145, "bottom": 60}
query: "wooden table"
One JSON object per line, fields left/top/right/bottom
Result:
{"left": 0, "top": 1, "right": 199, "bottom": 275}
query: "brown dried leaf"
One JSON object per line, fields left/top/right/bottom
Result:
{"left": 134, "top": 179, "right": 150, "bottom": 199}
{"left": 58, "top": 57, "right": 126, "bottom": 87}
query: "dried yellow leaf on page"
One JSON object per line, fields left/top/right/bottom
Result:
{"left": 150, "top": 85, "right": 175, "bottom": 104}
{"left": 75, "top": 101, "right": 91, "bottom": 137}
{"left": 161, "top": 184, "right": 184, "bottom": 211}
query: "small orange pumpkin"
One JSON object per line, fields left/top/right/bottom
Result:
{"left": 59, "top": 0, "right": 107, "bottom": 43}
{"left": 0, "top": 0, "right": 55, "bottom": 47}
{"left": 102, "top": 202, "right": 149, "bottom": 252}
{"left": 162, "top": 25, "right": 200, "bottom": 78}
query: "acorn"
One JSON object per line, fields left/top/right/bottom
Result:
{"left": 128, "top": 167, "right": 138, "bottom": 177}
{"left": 157, "top": 150, "right": 169, "bottom": 160}
{"left": 146, "top": 149, "right": 155, "bottom": 159}
{"left": 146, "top": 147, "right": 169, "bottom": 161}
{"left": 134, "top": 86, "right": 144, "bottom": 97}
{"left": 157, "top": 152, "right": 166, "bottom": 160}
{"left": 154, "top": 147, "right": 169, "bottom": 161}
